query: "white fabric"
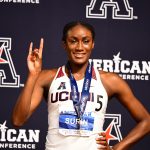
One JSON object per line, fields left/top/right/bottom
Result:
{"left": 45, "top": 65, "right": 108, "bottom": 150}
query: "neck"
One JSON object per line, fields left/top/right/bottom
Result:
{"left": 66, "top": 61, "right": 89, "bottom": 80}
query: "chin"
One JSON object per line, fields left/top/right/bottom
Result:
{"left": 71, "top": 58, "right": 89, "bottom": 65}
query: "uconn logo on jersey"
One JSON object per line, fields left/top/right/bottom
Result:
{"left": 0, "top": 37, "right": 22, "bottom": 88}
{"left": 50, "top": 91, "right": 103, "bottom": 112}
{"left": 86, "top": 0, "right": 137, "bottom": 20}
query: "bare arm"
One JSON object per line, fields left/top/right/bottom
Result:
{"left": 96, "top": 72, "right": 150, "bottom": 150}
{"left": 12, "top": 38, "right": 44, "bottom": 127}
{"left": 111, "top": 74, "right": 150, "bottom": 150}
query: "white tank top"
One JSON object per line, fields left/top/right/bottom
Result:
{"left": 46, "top": 65, "right": 108, "bottom": 150}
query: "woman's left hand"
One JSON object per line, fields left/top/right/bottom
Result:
{"left": 96, "top": 132, "right": 113, "bottom": 150}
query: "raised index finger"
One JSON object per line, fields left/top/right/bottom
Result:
{"left": 39, "top": 38, "right": 44, "bottom": 58}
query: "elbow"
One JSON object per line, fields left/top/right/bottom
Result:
{"left": 11, "top": 118, "right": 24, "bottom": 127}
{"left": 11, "top": 109, "right": 31, "bottom": 127}
{"left": 12, "top": 121, "right": 24, "bottom": 128}
{"left": 147, "top": 116, "right": 150, "bottom": 133}
{"left": 11, "top": 114, "right": 26, "bottom": 127}
{"left": 141, "top": 115, "right": 150, "bottom": 135}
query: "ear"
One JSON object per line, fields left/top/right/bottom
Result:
{"left": 92, "top": 41, "right": 95, "bottom": 49}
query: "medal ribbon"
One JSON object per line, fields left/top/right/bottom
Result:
{"left": 67, "top": 61, "right": 93, "bottom": 119}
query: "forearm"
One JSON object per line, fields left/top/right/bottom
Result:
{"left": 12, "top": 73, "right": 40, "bottom": 126}
{"left": 113, "top": 117, "right": 150, "bottom": 150}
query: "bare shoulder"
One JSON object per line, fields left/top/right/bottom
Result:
{"left": 99, "top": 70, "right": 129, "bottom": 97}
{"left": 37, "top": 68, "right": 59, "bottom": 88}
{"left": 100, "top": 70, "right": 122, "bottom": 83}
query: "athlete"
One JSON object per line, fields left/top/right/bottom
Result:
{"left": 12, "top": 21, "right": 150, "bottom": 150}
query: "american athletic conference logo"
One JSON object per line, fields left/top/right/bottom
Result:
{"left": 0, "top": 0, "right": 40, "bottom": 4}
{"left": 91, "top": 52, "right": 150, "bottom": 81}
{"left": 86, "top": 0, "right": 138, "bottom": 20}
{"left": 0, "top": 37, "right": 23, "bottom": 88}
{"left": 103, "top": 114, "right": 122, "bottom": 146}
{"left": 0, "top": 120, "right": 40, "bottom": 149}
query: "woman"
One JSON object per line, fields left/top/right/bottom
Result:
{"left": 12, "top": 21, "right": 150, "bottom": 150}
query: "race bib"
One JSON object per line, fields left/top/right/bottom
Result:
{"left": 59, "top": 110, "right": 95, "bottom": 136}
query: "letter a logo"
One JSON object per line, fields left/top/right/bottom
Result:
{"left": 86, "top": 0, "right": 137, "bottom": 20}
{"left": 0, "top": 37, "right": 21, "bottom": 88}
{"left": 104, "top": 114, "right": 123, "bottom": 146}
{"left": 57, "top": 82, "right": 66, "bottom": 90}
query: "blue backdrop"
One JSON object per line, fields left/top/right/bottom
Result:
{"left": 0, "top": 0, "right": 150, "bottom": 149}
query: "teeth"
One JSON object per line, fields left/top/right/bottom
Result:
{"left": 74, "top": 53, "right": 85, "bottom": 57}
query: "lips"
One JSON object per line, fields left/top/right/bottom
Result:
{"left": 73, "top": 52, "right": 86, "bottom": 58}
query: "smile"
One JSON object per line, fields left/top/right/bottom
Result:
{"left": 73, "top": 52, "right": 86, "bottom": 58}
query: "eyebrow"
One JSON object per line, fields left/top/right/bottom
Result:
{"left": 68, "top": 35, "right": 92, "bottom": 39}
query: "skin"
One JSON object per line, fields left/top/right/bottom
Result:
{"left": 12, "top": 25, "right": 150, "bottom": 150}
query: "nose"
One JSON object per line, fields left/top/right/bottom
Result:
{"left": 76, "top": 41, "right": 83, "bottom": 51}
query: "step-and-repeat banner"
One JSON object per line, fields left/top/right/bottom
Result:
{"left": 0, "top": 0, "right": 150, "bottom": 149}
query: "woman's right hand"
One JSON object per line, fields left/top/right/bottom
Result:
{"left": 27, "top": 38, "right": 44, "bottom": 75}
